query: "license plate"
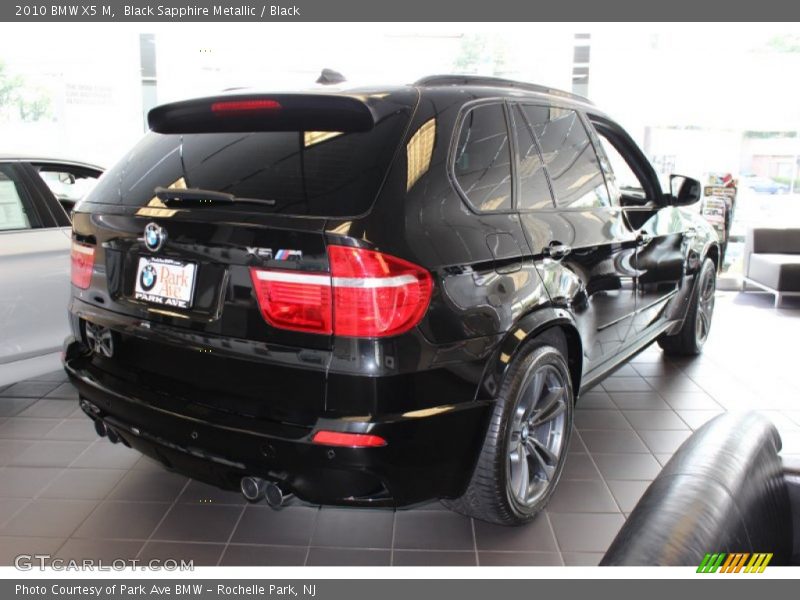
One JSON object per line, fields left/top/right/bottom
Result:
{"left": 134, "top": 256, "right": 197, "bottom": 309}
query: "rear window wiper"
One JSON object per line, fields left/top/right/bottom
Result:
{"left": 154, "top": 187, "right": 276, "bottom": 207}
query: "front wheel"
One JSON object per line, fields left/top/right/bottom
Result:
{"left": 658, "top": 257, "right": 716, "bottom": 356}
{"left": 445, "top": 336, "right": 574, "bottom": 525}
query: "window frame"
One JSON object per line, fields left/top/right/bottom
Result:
{"left": 0, "top": 162, "right": 46, "bottom": 233}
{"left": 448, "top": 98, "right": 517, "bottom": 215}
{"left": 28, "top": 161, "right": 103, "bottom": 225}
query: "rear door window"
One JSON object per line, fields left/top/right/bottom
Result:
{"left": 453, "top": 103, "right": 513, "bottom": 212}
{"left": 512, "top": 105, "right": 555, "bottom": 210}
{"left": 0, "top": 164, "right": 37, "bottom": 231}
{"left": 517, "top": 105, "right": 610, "bottom": 209}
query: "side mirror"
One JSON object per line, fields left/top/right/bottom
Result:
{"left": 666, "top": 175, "right": 701, "bottom": 206}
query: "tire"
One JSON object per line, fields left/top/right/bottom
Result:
{"left": 658, "top": 257, "right": 716, "bottom": 356}
{"left": 444, "top": 331, "right": 574, "bottom": 525}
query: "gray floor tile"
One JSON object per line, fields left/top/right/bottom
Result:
{"left": 0, "top": 499, "right": 96, "bottom": 537}
{"left": 55, "top": 538, "right": 143, "bottom": 561}
{"left": 138, "top": 541, "right": 224, "bottom": 566}
{"left": 561, "top": 453, "right": 602, "bottom": 480}
{"left": 575, "top": 409, "right": 632, "bottom": 430}
{"left": 151, "top": 504, "right": 244, "bottom": 543}
{"left": 0, "top": 498, "right": 29, "bottom": 526}
{"left": 601, "top": 377, "right": 653, "bottom": 393}
{"left": 0, "top": 440, "right": 35, "bottom": 466}
{"left": 578, "top": 429, "right": 650, "bottom": 454}
{"left": 548, "top": 479, "right": 620, "bottom": 513}
{"left": 73, "top": 501, "right": 170, "bottom": 540}
{"left": 108, "top": 469, "right": 188, "bottom": 502}
{"left": 631, "top": 362, "right": 683, "bottom": 377}
{"left": 675, "top": 410, "right": 724, "bottom": 430}
{"left": 311, "top": 507, "right": 393, "bottom": 549}
{"left": 0, "top": 466, "right": 62, "bottom": 497}
{"left": 27, "top": 371, "right": 68, "bottom": 383}
{"left": 393, "top": 510, "right": 474, "bottom": 551}
{"left": 654, "top": 453, "right": 674, "bottom": 467}
{"left": 645, "top": 377, "right": 704, "bottom": 394}
{"left": 394, "top": 550, "right": 477, "bottom": 566}
{"left": 562, "top": 551, "right": 604, "bottom": 566}
{"left": 637, "top": 429, "right": 692, "bottom": 454}
{"left": 44, "top": 419, "right": 98, "bottom": 441}
{"left": 39, "top": 468, "right": 126, "bottom": 500}
{"left": 177, "top": 480, "right": 246, "bottom": 506}
{"left": 592, "top": 453, "right": 662, "bottom": 481}
{"left": 548, "top": 512, "right": 625, "bottom": 553}
{"left": 0, "top": 418, "right": 60, "bottom": 440}
{"left": 610, "top": 392, "right": 671, "bottom": 411}
{"left": 0, "top": 382, "right": 60, "bottom": 399}
{"left": 18, "top": 399, "right": 79, "bottom": 419}
{"left": 606, "top": 480, "right": 651, "bottom": 513}
{"left": 0, "top": 536, "right": 64, "bottom": 566}
{"left": 230, "top": 505, "right": 318, "bottom": 546}
{"left": 660, "top": 392, "right": 722, "bottom": 411}
{"left": 306, "top": 547, "right": 391, "bottom": 566}
{"left": 9, "top": 440, "right": 91, "bottom": 468}
{"left": 474, "top": 513, "right": 558, "bottom": 552}
{"left": 622, "top": 410, "right": 689, "bottom": 431}
{"left": 478, "top": 551, "right": 561, "bottom": 566}
{"left": 72, "top": 441, "right": 141, "bottom": 469}
{"left": 576, "top": 391, "right": 615, "bottom": 409}
{"left": 44, "top": 383, "right": 79, "bottom": 400}
{"left": 0, "top": 398, "right": 36, "bottom": 418}
{"left": 220, "top": 544, "right": 307, "bottom": 566}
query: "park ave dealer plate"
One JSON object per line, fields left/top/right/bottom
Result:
{"left": 134, "top": 256, "right": 197, "bottom": 309}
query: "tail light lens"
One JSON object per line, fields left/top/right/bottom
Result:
{"left": 249, "top": 270, "right": 332, "bottom": 334}
{"left": 70, "top": 241, "right": 95, "bottom": 289}
{"left": 250, "top": 245, "right": 432, "bottom": 338}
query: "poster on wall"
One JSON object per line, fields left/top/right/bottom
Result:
{"left": 702, "top": 173, "right": 738, "bottom": 264}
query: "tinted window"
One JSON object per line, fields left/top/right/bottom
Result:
{"left": 513, "top": 105, "right": 554, "bottom": 210}
{"left": 0, "top": 165, "right": 33, "bottom": 231}
{"left": 85, "top": 111, "right": 410, "bottom": 217}
{"left": 518, "top": 105, "right": 610, "bottom": 209}
{"left": 453, "top": 103, "right": 512, "bottom": 212}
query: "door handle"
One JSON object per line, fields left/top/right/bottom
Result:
{"left": 636, "top": 232, "right": 653, "bottom": 247}
{"left": 544, "top": 243, "right": 572, "bottom": 259}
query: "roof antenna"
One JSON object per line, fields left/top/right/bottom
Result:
{"left": 316, "top": 68, "right": 346, "bottom": 85}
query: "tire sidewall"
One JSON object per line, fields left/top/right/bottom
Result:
{"left": 688, "top": 258, "right": 716, "bottom": 352}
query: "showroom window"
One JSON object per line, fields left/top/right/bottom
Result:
{"left": 0, "top": 166, "right": 33, "bottom": 231}
{"left": 518, "top": 105, "right": 610, "bottom": 210}
{"left": 453, "top": 102, "right": 513, "bottom": 212}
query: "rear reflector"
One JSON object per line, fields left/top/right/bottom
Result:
{"left": 250, "top": 246, "right": 432, "bottom": 338}
{"left": 211, "top": 99, "right": 282, "bottom": 113}
{"left": 70, "top": 241, "right": 95, "bottom": 289}
{"left": 311, "top": 430, "right": 387, "bottom": 448}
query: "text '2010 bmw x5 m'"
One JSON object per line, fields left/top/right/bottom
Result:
{"left": 63, "top": 76, "right": 719, "bottom": 525}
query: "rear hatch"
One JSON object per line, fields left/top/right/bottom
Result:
{"left": 70, "top": 90, "right": 417, "bottom": 426}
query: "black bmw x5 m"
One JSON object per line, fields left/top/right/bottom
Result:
{"left": 64, "top": 75, "right": 718, "bottom": 525}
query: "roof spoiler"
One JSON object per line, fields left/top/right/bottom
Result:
{"left": 148, "top": 93, "right": 378, "bottom": 134}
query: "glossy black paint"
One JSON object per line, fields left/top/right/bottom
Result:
{"left": 64, "top": 80, "right": 718, "bottom": 506}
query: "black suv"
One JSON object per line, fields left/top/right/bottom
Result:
{"left": 64, "top": 76, "right": 718, "bottom": 525}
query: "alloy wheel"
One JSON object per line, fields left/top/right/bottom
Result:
{"left": 506, "top": 364, "right": 569, "bottom": 507}
{"left": 695, "top": 267, "right": 716, "bottom": 346}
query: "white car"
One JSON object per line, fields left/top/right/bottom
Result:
{"left": 0, "top": 156, "right": 103, "bottom": 386}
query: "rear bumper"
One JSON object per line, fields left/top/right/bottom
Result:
{"left": 63, "top": 339, "right": 492, "bottom": 507}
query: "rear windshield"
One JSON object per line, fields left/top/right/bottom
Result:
{"left": 86, "top": 111, "right": 410, "bottom": 217}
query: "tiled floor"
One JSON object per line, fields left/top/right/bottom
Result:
{"left": 0, "top": 291, "right": 798, "bottom": 567}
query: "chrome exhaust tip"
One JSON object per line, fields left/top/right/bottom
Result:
{"left": 240, "top": 476, "right": 268, "bottom": 502}
{"left": 94, "top": 419, "right": 107, "bottom": 438}
{"left": 106, "top": 426, "right": 120, "bottom": 444}
{"left": 264, "top": 481, "right": 287, "bottom": 508}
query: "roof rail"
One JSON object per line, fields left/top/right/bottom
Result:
{"left": 413, "top": 75, "right": 593, "bottom": 104}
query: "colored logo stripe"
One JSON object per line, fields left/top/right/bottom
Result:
{"left": 697, "top": 553, "right": 773, "bottom": 573}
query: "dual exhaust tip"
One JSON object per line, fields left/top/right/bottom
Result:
{"left": 240, "top": 476, "right": 291, "bottom": 508}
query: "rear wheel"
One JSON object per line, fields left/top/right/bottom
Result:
{"left": 445, "top": 333, "right": 574, "bottom": 525}
{"left": 658, "top": 257, "right": 716, "bottom": 356}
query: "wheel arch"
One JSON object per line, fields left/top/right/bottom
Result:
{"left": 477, "top": 308, "right": 584, "bottom": 402}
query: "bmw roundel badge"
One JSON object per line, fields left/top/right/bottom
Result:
{"left": 144, "top": 222, "right": 166, "bottom": 252}
{"left": 139, "top": 264, "right": 158, "bottom": 291}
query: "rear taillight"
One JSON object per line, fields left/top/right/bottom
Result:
{"left": 211, "top": 99, "right": 282, "bottom": 113}
{"left": 249, "top": 245, "right": 433, "bottom": 338}
{"left": 311, "top": 430, "right": 387, "bottom": 448}
{"left": 70, "top": 241, "right": 95, "bottom": 289}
